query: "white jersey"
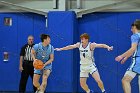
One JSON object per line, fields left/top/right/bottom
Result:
{"left": 79, "top": 42, "right": 95, "bottom": 65}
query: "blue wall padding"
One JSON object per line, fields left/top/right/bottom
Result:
{"left": 47, "top": 11, "right": 78, "bottom": 92}
{"left": 0, "top": 13, "right": 47, "bottom": 91}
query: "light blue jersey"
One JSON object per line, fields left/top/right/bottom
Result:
{"left": 132, "top": 33, "right": 140, "bottom": 57}
{"left": 33, "top": 42, "right": 54, "bottom": 74}
{"left": 128, "top": 33, "right": 140, "bottom": 74}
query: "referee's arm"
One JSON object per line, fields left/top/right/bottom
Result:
{"left": 19, "top": 47, "right": 25, "bottom": 72}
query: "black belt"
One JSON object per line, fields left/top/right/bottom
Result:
{"left": 23, "top": 60, "right": 33, "bottom": 62}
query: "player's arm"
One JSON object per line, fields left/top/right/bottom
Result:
{"left": 94, "top": 43, "right": 113, "bottom": 51}
{"left": 120, "top": 43, "right": 137, "bottom": 58}
{"left": 55, "top": 43, "right": 80, "bottom": 51}
{"left": 115, "top": 34, "right": 139, "bottom": 64}
{"left": 31, "top": 44, "right": 38, "bottom": 61}
{"left": 31, "top": 49, "right": 36, "bottom": 61}
{"left": 115, "top": 43, "right": 137, "bottom": 64}
{"left": 44, "top": 46, "right": 54, "bottom": 66}
{"left": 44, "top": 54, "right": 54, "bottom": 66}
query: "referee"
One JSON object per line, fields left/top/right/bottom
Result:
{"left": 19, "top": 35, "right": 36, "bottom": 93}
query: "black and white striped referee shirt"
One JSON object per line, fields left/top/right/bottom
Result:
{"left": 20, "top": 44, "right": 34, "bottom": 61}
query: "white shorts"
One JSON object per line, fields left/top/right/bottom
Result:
{"left": 124, "top": 70, "right": 137, "bottom": 79}
{"left": 80, "top": 63, "right": 97, "bottom": 78}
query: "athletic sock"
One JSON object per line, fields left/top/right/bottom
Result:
{"left": 86, "top": 89, "right": 90, "bottom": 93}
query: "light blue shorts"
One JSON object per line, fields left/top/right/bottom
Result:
{"left": 34, "top": 64, "right": 52, "bottom": 75}
{"left": 127, "top": 57, "right": 140, "bottom": 74}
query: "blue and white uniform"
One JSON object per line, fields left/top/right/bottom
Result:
{"left": 79, "top": 42, "right": 97, "bottom": 78}
{"left": 33, "top": 42, "right": 54, "bottom": 75}
{"left": 125, "top": 33, "right": 140, "bottom": 78}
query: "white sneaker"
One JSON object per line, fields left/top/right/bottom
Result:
{"left": 38, "top": 91, "right": 44, "bottom": 93}
{"left": 35, "top": 90, "right": 40, "bottom": 93}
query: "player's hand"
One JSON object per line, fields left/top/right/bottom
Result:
{"left": 107, "top": 46, "right": 113, "bottom": 51}
{"left": 120, "top": 57, "right": 128, "bottom": 64}
{"left": 33, "top": 59, "right": 38, "bottom": 61}
{"left": 54, "top": 48, "right": 62, "bottom": 51}
{"left": 19, "top": 65, "right": 23, "bottom": 72}
{"left": 33, "top": 59, "right": 38, "bottom": 65}
{"left": 115, "top": 55, "right": 123, "bottom": 62}
{"left": 42, "top": 64, "right": 45, "bottom": 69}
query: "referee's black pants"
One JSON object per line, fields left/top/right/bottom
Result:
{"left": 19, "top": 61, "right": 36, "bottom": 93}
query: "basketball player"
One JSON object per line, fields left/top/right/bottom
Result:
{"left": 55, "top": 33, "right": 113, "bottom": 93}
{"left": 32, "top": 34, "right": 54, "bottom": 93}
{"left": 115, "top": 20, "right": 140, "bottom": 93}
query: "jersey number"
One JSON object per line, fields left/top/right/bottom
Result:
{"left": 83, "top": 53, "right": 85, "bottom": 58}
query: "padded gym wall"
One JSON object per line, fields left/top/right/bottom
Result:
{"left": 0, "top": 13, "right": 46, "bottom": 92}
{"left": 78, "top": 12, "right": 140, "bottom": 93}
{"left": 0, "top": 13, "right": 19, "bottom": 91}
{"left": 47, "top": 11, "right": 79, "bottom": 92}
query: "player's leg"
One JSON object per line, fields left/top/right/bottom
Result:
{"left": 122, "top": 71, "right": 136, "bottom": 93}
{"left": 80, "top": 64, "right": 92, "bottom": 93}
{"left": 33, "top": 70, "right": 41, "bottom": 92}
{"left": 89, "top": 63, "right": 105, "bottom": 93}
{"left": 39, "top": 69, "right": 51, "bottom": 93}
{"left": 80, "top": 77, "right": 91, "bottom": 93}
{"left": 138, "top": 75, "right": 140, "bottom": 93}
{"left": 91, "top": 71, "right": 106, "bottom": 93}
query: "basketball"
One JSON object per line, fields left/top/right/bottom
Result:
{"left": 33, "top": 59, "right": 44, "bottom": 70}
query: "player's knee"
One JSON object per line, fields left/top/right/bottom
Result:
{"left": 96, "top": 79, "right": 102, "bottom": 84}
{"left": 122, "top": 77, "right": 131, "bottom": 84}
{"left": 80, "top": 81, "right": 86, "bottom": 87}
{"left": 33, "top": 81, "right": 36, "bottom": 86}
{"left": 43, "top": 74, "right": 49, "bottom": 79}
{"left": 42, "top": 82, "right": 47, "bottom": 88}
{"left": 33, "top": 79, "right": 38, "bottom": 87}
{"left": 122, "top": 78, "right": 126, "bottom": 84}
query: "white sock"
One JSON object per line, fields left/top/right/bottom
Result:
{"left": 102, "top": 89, "right": 105, "bottom": 92}
{"left": 138, "top": 75, "right": 140, "bottom": 93}
{"left": 86, "top": 89, "right": 90, "bottom": 93}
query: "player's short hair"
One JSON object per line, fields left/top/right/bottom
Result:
{"left": 132, "top": 19, "right": 140, "bottom": 30}
{"left": 40, "top": 34, "right": 50, "bottom": 42}
{"left": 80, "top": 33, "right": 90, "bottom": 40}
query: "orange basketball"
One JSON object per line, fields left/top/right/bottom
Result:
{"left": 33, "top": 59, "right": 44, "bottom": 70}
